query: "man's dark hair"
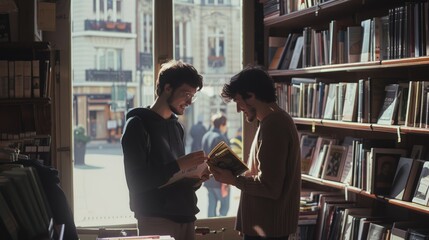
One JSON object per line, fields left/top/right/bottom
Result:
{"left": 221, "top": 65, "right": 276, "bottom": 103}
{"left": 211, "top": 112, "right": 227, "bottom": 129}
{"left": 156, "top": 60, "right": 203, "bottom": 96}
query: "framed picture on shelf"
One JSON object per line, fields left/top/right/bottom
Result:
{"left": 412, "top": 161, "right": 429, "bottom": 206}
{"left": 370, "top": 148, "right": 407, "bottom": 195}
{"left": 321, "top": 145, "right": 347, "bottom": 182}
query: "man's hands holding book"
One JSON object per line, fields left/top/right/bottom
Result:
{"left": 177, "top": 150, "right": 207, "bottom": 171}
{"left": 207, "top": 163, "right": 238, "bottom": 186}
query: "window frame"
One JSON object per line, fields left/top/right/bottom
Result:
{"left": 50, "top": 0, "right": 255, "bottom": 233}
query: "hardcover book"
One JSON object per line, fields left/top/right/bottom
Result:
{"left": 377, "top": 83, "right": 400, "bottom": 125}
{"left": 390, "top": 157, "right": 425, "bottom": 201}
{"left": 412, "top": 161, "right": 429, "bottom": 206}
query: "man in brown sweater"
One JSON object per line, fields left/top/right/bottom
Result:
{"left": 209, "top": 65, "right": 301, "bottom": 240}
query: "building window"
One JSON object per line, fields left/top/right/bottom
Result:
{"left": 93, "top": 0, "right": 122, "bottom": 21}
{"left": 175, "top": 20, "right": 192, "bottom": 64}
{"left": 207, "top": 26, "right": 225, "bottom": 68}
{"left": 95, "top": 48, "right": 123, "bottom": 70}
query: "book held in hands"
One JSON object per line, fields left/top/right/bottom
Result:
{"left": 208, "top": 141, "right": 248, "bottom": 176}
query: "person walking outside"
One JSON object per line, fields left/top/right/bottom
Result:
{"left": 202, "top": 112, "right": 231, "bottom": 217}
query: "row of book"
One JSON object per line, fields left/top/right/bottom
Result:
{"left": 263, "top": 0, "right": 330, "bottom": 20}
{"left": 276, "top": 77, "right": 429, "bottom": 128}
{"left": 0, "top": 165, "right": 57, "bottom": 240}
{"left": 300, "top": 132, "right": 429, "bottom": 206}
{"left": 268, "top": 1, "right": 429, "bottom": 70}
{"left": 0, "top": 134, "right": 51, "bottom": 165}
{"left": 0, "top": 42, "right": 54, "bottom": 99}
{"left": 0, "top": 59, "right": 51, "bottom": 99}
{"left": 305, "top": 191, "right": 429, "bottom": 240}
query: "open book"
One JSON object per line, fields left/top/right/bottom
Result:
{"left": 160, "top": 141, "right": 248, "bottom": 188}
{"left": 159, "top": 159, "right": 208, "bottom": 188}
{"left": 208, "top": 141, "right": 248, "bottom": 176}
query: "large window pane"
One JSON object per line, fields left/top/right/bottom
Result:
{"left": 173, "top": 0, "right": 243, "bottom": 219}
{"left": 72, "top": 0, "right": 242, "bottom": 227}
{"left": 72, "top": 0, "right": 154, "bottom": 226}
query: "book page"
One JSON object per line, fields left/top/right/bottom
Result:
{"left": 159, "top": 162, "right": 208, "bottom": 188}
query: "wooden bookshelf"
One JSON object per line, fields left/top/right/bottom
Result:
{"left": 261, "top": 0, "right": 429, "bottom": 237}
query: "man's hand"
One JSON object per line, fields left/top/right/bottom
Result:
{"left": 177, "top": 150, "right": 207, "bottom": 170}
{"left": 207, "top": 162, "right": 237, "bottom": 186}
{"left": 193, "top": 166, "right": 211, "bottom": 187}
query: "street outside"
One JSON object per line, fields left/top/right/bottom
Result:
{"left": 73, "top": 141, "right": 241, "bottom": 227}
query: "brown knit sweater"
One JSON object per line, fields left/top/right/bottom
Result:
{"left": 234, "top": 110, "right": 301, "bottom": 237}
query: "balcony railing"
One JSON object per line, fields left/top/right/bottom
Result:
{"left": 139, "top": 53, "right": 153, "bottom": 69}
{"left": 84, "top": 19, "right": 132, "bottom": 33}
{"left": 85, "top": 69, "right": 132, "bottom": 82}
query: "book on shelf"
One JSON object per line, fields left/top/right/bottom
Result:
{"left": 0, "top": 60, "right": 7, "bottom": 98}
{"left": 340, "top": 208, "right": 373, "bottom": 240}
{"left": 360, "top": 19, "right": 372, "bottom": 62}
{"left": 346, "top": 25, "right": 363, "bottom": 63}
{"left": 405, "top": 81, "right": 418, "bottom": 127}
{"left": 419, "top": 81, "right": 429, "bottom": 128}
{"left": 313, "top": 193, "right": 347, "bottom": 240}
{"left": 390, "top": 157, "right": 425, "bottom": 201}
{"left": 0, "top": 169, "right": 48, "bottom": 233}
{"left": 336, "top": 82, "right": 346, "bottom": 121}
{"left": 288, "top": 35, "right": 304, "bottom": 69}
{"left": 0, "top": 176, "right": 38, "bottom": 238}
{"left": 268, "top": 37, "right": 287, "bottom": 70}
{"left": 317, "top": 198, "right": 355, "bottom": 240}
{"left": 323, "top": 83, "right": 337, "bottom": 120}
{"left": 377, "top": 83, "right": 400, "bottom": 125}
{"left": 368, "top": 147, "right": 407, "bottom": 195}
{"left": 412, "top": 161, "right": 429, "bottom": 206}
{"left": 342, "top": 82, "right": 358, "bottom": 122}
{"left": 321, "top": 145, "right": 347, "bottom": 182}
{"left": 14, "top": 60, "right": 23, "bottom": 98}
{"left": 279, "top": 33, "right": 300, "bottom": 70}
{"left": 22, "top": 61, "right": 31, "bottom": 98}
{"left": 366, "top": 77, "right": 397, "bottom": 123}
{"left": 308, "top": 136, "right": 336, "bottom": 178}
{"left": 390, "top": 221, "right": 429, "bottom": 240}
{"left": 31, "top": 60, "right": 40, "bottom": 98}
{"left": 0, "top": 191, "right": 19, "bottom": 240}
{"left": 366, "top": 222, "right": 392, "bottom": 240}
{"left": 299, "top": 133, "right": 318, "bottom": 174}
{"left": 7, "top": 61, "right": 14, "bottom": 98}
{"left": 407, "top": 228, "right": 429, "bottom": 240}
{"left": 396, "top": 82, "right": 409, "bottom": 125}
{"left": 410, "top": 145, "right": 425, "bottom": 160}
{"left": 340, "top": 138, "right": 355, "bottom": 184}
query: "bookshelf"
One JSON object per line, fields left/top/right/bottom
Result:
{"left": 260, "top": 0, "right": 429, "bottom": 238}
{"left": 0, "top": 1, "right": 70, "bottom": 238}
{"left": 0, "top": 42, "right": 55, "bottom": 166}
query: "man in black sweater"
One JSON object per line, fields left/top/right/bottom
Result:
{"left": 121, "top": 60, "right": 208, "bottom": 240}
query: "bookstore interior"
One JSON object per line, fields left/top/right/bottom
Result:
{"left": 3, "top": 0, "right": 429, "bottom": 239}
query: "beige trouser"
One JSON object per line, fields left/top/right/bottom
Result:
{"left": 137, "top": 216, "right": 195, "bottom": 240}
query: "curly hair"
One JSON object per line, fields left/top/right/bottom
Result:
{"left": 221, "top": 65, "right": 276, "bottom": 103}
{"left": 156, "top": 60, "right": 203, "bottom": 97}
